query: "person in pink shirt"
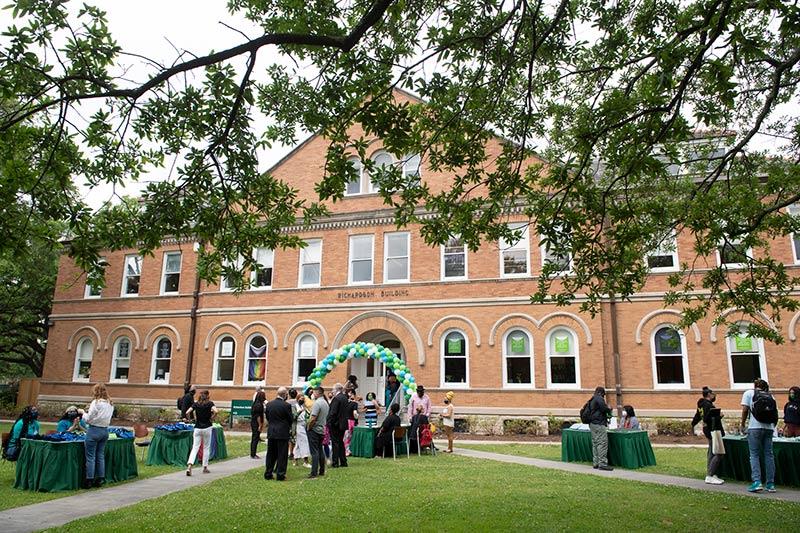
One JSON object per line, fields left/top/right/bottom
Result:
{"left": 409, "top": 385, "right": 431, "bottom": 417}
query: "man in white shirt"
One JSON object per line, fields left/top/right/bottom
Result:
{"left": 740, "top": 379, "right": 776, "bottom": 493}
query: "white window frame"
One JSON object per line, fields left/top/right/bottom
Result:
{"left": 545, "top": 327, "right": 581, "bottom": 389}
{"left": 344, "top": 157, "right": 364, "bottom": 196}
{"left": 109, "top": 336, "right": 132, "bottom": 383}
{"left": 121, "top": 254, "right": 142, "bottom": 297}
{"left": 384, "top": 232, "right": 410, "bottom": 283}
{"left": 150, "top": 336, "right": 172, "bottom": 384}
{"left": 369, "top": 150, "right": 393, "bottom": 193}
{"left": 540, "top": 226, "right": 573, "bottom": 276}
{"left": 646, "top": 233, "right": 679, "bottom": 273}
{"left": 298, "top": 239, "right": 322, "bottom": 288}
{"left": 160, "top": 251, "right": 182, "bottom": 295}
{"left": 440, "top": 329, "right": 470, "bottom": 389}
{"left": 501, "top": 329, "right": 534, "bottom": 389}
{"left": 220, "top": 257, "right": 244, "bottom": 292}
{"left": 72, "top": 337, "right": 94, "bottom": 382}
{"left": 402, "top": 153, "right": 422, "bottom": 184}
{"left": 348, "top": 234, "right": 374, "bottom": 285}
{"left": 726, "top": 322, "right": 768, "bottom": 390}
{"left": 213, "top": 335, "right": 237, "bottom": 385}
{"left": 251, "top": 247, "right": 274, "bottom": 290}
{"left": 716, "top": 237, "right": 752, "bottom": 269}
{"left": 243, "top": 334, "right": 268, "bottom": 385}
{"left": 441, "top": 236, "right": 468, "bottom": 281}
{"left": 293, "top": 333, "right": 318, "bottom": 387}
{"left": 649, "top": 325, "right": 690, "bottom": 390}
{"left": 789, "top": 204, "right": 800, "bottom": 264}
{"left": 499, "top": 223, "right": 530, "bottom": 278}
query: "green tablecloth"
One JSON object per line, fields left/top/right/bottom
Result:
{"left": 14, "top": 437, "right": 138, "bottom": 492}
{"left": 718, "top": 436, "right": 800, "bottom": 486}
{"left": 146, "top": 425, "right": 227, "bottom": 466}
{"left": 351, "top": 426, "right": 380, "bottom": 458}
{"left": 561, "top": 428, "right": 657, "bottom": 469}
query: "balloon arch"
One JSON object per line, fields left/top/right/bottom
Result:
{"left": 304, "top": 341, "right": 417, "bottom": 401}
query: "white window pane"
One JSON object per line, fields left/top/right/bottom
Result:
{"left": 302, "top": 264, "right": 320, "bottom": 285}
{"left": 346, "top": 178, "right": 360, "bottom": 195}
{"left": 300, "top": 337, "right": 316, "bottom": 357}
{"left": 500, "top": 224, "right": 528, "bottom": 249}
{"left": 403, "top": 153, "right": 421, "bottom": 179}
{"left": 386, "top": 258, "right": 408, "bottom": 280}
{"left": 125, "top": 256, "right": 142, "bottom": 276}
{"left": 220, "top": 340, "right": 234, "bottom": 357}
{"left": 503, "top": 250, "right": 528, "bottom": 274}
{"left": 254, "top": 247, "right": 273, "bottom": 267}
{"left": 387, "top": 234, "right": 408, "bottom": 256}
{"left": 165, "top": 253, "right": 181, "bottom": 272}
{"left": 79, "top": 340, "right": 94, "bottom": 361}
{"left": 351, "top": 236, "right": 372, "bottom": 259}
{"left": 302, "top": 241, "right": 321, "bottom": 263}
{"left": 352, "top": 260, "right": 372, "bottom": 282}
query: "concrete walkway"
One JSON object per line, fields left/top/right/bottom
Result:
{"left": 0, "top": 456, "right": 263, "bottom": 533}
{"left": 454, "top": 447, "right": 800, "bottom": 503}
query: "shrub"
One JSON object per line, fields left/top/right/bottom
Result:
{"left": 654, "top": 417, "right": 692, "bottom": 436}
{"left": 547, "top": 414, "right": 573, "bottom": 435}
{"left": 139, "top": 406, "right": 163, "bottom": 422}
{"left": 503, "top": 418, "right": 540, "bottom": 435}
{"left": 453, "top": 418, "right": 468, "bottom": 433}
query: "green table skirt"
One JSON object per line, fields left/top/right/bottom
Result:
{"left": 561, "top": 429, "right": 657, "bottom": 469}
{"left": 717, "top": 436, "right": 800, "bottom": 486}
{"left": 146, "top": 425, "right": 228, "bottom": 467}
{"left": 14, "top": 438, "right": 138, "bottom": 492}
{"left": 351, "top": 427, "right": 380, "bottom": 458}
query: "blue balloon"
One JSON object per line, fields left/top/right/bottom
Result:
{"left": 408, "top": 376, "right": 415, "bottom": 383}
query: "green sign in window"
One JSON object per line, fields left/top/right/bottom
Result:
{"left": 735, "top": 335, "right": 753, "bottom": 352}
{"left": 447, "top": 338, "right": 462, "bottom": 354}
{"left": 554, "top": 336, "right": 570, "bottom": 353}
{"left": 510, "top": 336, "right": 525, "bottom": 353}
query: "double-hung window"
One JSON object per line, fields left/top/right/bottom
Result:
{"left": 500, "top": 223, "right": 529, "bottom": 277}
{"left": 717, "top": 237, "right": 751, "bottom": 268}
{"left": 503, "top": 329, "right": 533, "bottom": 387}
{"left": 111, "top": 337, "right": 131, "bottom": 382}
{"left": 651, "top": 326, "right": 689, "bottom": 389}
{"left": 789, "top": 204, "right": 800, "bottom": 263}
{"left": 541, "top": 225, "right": 572, "bottom": 275}
{"left": 349, "top": 235, "right": 374, "bottom": 285}
{"left": 441, "top": 331, "right": 468, "bottom": 386}
{"left": 727, "top": 324, "right": 767, "bottom": 388}
{"left": 252, "top": 247, "right": 274, "bottom": 289}
{"left": 344, "top": 157, "right": 363, "bottom": 196}
{"left": 546, "top": 328, "right": 580, "bottom": 388}
{"left": 84, "top": 258, "right": 105, "bottom": 298}
{"left": 294, "top": 334, "right": 318, "bottom": 385}
{"left": 441, "top": 236, "right": 467, "bottom": 280}
{"left": 73, "top": 338, "right": 94, "bottom": 382}
{"left": 215, "top": 336, "right": 236, "bottom": 384}
{"left": 384, "top": 232, "right": 410, "bottom": 283}
{"left": 121, "top": 255, "right": 142, "bottom": 296}
{"left": 647, "top": 233, "right": 679, "bottom": 272}
{"left": 160, "top": 252, "right": 181, "bottom": 294}
{"left": 151, "top": 338, "right": 171, "bottom": 383}
{"left": 299, "top": 239, "right": 322, "bottom": 287}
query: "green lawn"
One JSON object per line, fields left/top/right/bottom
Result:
{"left": 0, "top": 423, "right": 253, "bottom": 512}
{"left": 458, "top": 442, "right": 710, "bottom": 480}
{"left": 52, "top": 454, "right": 799, "bottom": 532}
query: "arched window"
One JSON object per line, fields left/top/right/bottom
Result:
{"left": 294, "top": 334, "right": 318, "bottom": 385}
{"left": 151, "top": 337, "right": 172, "bottom": 383}
{"left": 369, "top": 151, "right": 393, "bottom": 193}
{"left": 344, "top": 157, "right": 363, "bottom": 196}
{"left": 245, "top": 335, "right": 267, "bottom": 384}
{"left": 215, "top": 336, "right": 236, "bottom": 384}
{"left": 110, "top": 336, "right": 131, "bottom": 382}
{"left": 546, "top": 328, "right": 580, "bottom": 389}
{"left": 441, "top": 330, "right": 468, "bottom": 387}
{"left": 73, "top": 337, "right": 94, "bottom": 382}
{"left": 650, "top": 326, "right": 689, "bottom": 389}
{"left": 502, "top": 329, "right": 533, "bottom": 387}
{"left": 726, "top": 323, "right": 767, "bottom": 389}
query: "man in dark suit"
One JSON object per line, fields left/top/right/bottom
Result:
{"left": 264, "top": 387, "right": 293, "bottom": 480}
{"left": 326, "top": 382, "right": 350, "bottom": 467}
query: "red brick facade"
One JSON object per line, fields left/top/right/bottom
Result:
{"left": 40, "top": 111, "right": 800, "bottom": 417}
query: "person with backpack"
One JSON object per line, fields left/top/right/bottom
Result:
{"left": 783, "top": 386, "right": 800, "bottom": 437}
{"left": 178, "top": 384, "right": 196, "bottom": 420}
{"left": 740, "top": 378, "right": 777, "bottom": 493}
{"left": 588, "top": 386, "right": 613, "bottom": 471}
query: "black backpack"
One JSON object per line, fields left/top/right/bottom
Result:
{"left": 579, "top": 398, "right": 593, "bottom": 424}
{"left": 751, "top": 389, "right": 778, "bottom": 424}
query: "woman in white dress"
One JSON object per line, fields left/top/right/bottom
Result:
{"left": 293, "top": 394, "right": 311, "bottom": 467}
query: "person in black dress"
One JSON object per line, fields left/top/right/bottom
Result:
{"left": 264, "top": 387, "right": 293, "bottom": 480}
{"left": 374, "top": 403, "right": 401, "bottom": 458}
{"left": 250, "top": 390, "right": 266, "bottom": 459}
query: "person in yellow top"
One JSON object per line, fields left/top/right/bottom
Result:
{"left": 441, "top": 391, "right": 455, "bottom": 453}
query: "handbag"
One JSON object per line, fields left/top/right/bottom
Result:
{"left": 711, "top": 430, "right": 726, "bottom": 455}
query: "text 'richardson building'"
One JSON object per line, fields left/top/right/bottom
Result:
{"left": 40, "top": 97, "right": 800, "bottom": 420}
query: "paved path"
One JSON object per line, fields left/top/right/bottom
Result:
{"left": 454, "top": 447, "right": 800, "bottom": 503}
{"left": 0, "top": 456, "right": 263, "bottom": 533}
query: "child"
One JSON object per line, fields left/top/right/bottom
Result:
{"left": 363, "top": 392, "right": 382, "bottom": 428}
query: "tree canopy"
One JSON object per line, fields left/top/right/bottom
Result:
{"left": 1, "top": 0, "right": 799, "bottom": 341}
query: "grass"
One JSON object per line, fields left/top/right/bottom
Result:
{"left": 51, "top": 454, "right": 800, "bottom": 532}
{"left": 0, "top": 423, "right": 253, "bottom": 512}
{"left": 458, "top": 442, "right": 709, "bottom": 480}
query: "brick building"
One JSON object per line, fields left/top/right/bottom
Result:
{"left": 39, "top": 96, "right": 800, "bottom": 420}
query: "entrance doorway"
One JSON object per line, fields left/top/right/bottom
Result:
{"left": 349, "top": 334, "right": 402, "bottom": 404}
